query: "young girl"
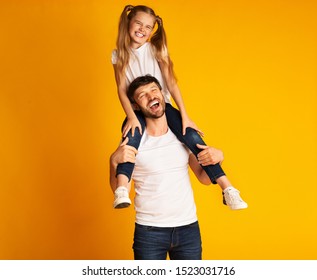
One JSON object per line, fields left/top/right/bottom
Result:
{"left": 111, "top": 5, "right": 247, "bottom": 210}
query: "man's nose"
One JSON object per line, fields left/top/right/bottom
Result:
{"left": 146, "top": 93, "right": 155, "bottom": 101}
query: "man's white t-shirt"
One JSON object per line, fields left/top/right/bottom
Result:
{"left": 111, "top": 42, "right": 171, "bottom": 103}
{"left": 132, "top": 128, "right": 197, "bottom": 227}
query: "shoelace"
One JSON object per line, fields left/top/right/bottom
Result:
{"left": 227, "top": 190, "right": 242, "bottom": 203}
{"left": 116, "top": 189, "right": 127, "bottom": 198}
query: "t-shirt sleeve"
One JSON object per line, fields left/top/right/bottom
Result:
{"left": 183, "top": 145, "right": 192, "bottom": 155}
{"left": 111, "top": 49, "right": 117, "bottom": 65}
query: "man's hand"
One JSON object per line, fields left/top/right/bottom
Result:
{"left": 196, "top": 144, "right": 224, "bottom": 166}
{"left": 110, "top": 137, "right": 138, "bottom": 167}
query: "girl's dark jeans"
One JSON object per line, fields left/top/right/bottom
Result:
{"left": 116, "top": 103, "right": 225, "bottom": 184}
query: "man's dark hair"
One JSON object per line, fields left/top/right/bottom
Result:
{"left": 127, "top": 75, "right": 162, "bottom": 103}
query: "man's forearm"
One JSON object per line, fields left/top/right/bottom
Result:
{"left": 109, "top": 138, "right": 136, "bottom": 193}
{"left": 109, "top": 155, "right": 118, "bottom": 193}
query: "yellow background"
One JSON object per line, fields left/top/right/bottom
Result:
{"left": 1, "top": 0, "right": 316, "bottom": 260}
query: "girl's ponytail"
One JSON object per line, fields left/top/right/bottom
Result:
{"left": 116, "top": 5, "right": 134, "bottom": 75}
{"left": 151, "top": 16, "right": 176, "bottom": 83}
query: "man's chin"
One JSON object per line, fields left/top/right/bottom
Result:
{"left": 143, "top": 109, "right": 165, "bottom": 119}
{"left": 142, "top": 105, "right": 165, "bottom": 119}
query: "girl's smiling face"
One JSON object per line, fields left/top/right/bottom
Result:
{"left": 129, "top": 11, "right": 155, "bottom": 49}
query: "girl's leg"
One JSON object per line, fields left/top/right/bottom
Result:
{"left": 117, "top": 110, "right": 146, "bottom": 181}
{"left": 114, "top": 111, "right": 146, "bottom": 208}
{"left": 165, "top": 104, "right": 248, "bottom": 210}
{"left": 165, "top": 103, "right": 225, "bottom": 184}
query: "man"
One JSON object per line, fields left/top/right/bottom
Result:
{"left": 110, "top": 75, "right": 225, "bottom": 260}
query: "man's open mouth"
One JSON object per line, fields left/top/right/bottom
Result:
{"left": 149, "top": 100, "right": 159, "bottom": 109}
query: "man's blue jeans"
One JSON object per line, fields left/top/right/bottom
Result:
{"left": 117, "top": 103, "right": 225, "bottom": 184}
{"left": 133, "top": 221, "right": 202, "bottom": 260}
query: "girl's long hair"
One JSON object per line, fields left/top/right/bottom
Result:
{"left": 115, "top": 5, "right": 176, "bottom": 83}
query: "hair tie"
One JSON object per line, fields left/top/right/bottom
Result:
{"left": 125, "top": 5, "right": 134, "bottom": 12}
{"left": 156, "top": 15, "right": 162, "bottom": 25}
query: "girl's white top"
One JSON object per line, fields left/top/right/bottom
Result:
{"left": 112, "top": 42, "right": 171, "bottom": 103}
{"left": 132, "top": 128, "right": 197, "bottom": 227}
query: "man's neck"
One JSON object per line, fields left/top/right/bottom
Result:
{"left": 145, "top": 114, "right": 168, "bottom": 137}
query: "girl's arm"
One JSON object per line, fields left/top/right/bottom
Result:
{"left": 113, "top": 64, "right": 143, "bottom": 137}
{"left": 158, "top": 61, "right": 204, "bottom": 136}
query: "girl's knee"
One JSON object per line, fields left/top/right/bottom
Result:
{"left": 185, "top": 128, "right": 205, "bottom": 145}
{"left": 124, "top": 129, "right": 143, "bottom": 149}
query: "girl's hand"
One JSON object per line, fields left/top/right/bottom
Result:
{"left": 182, "top": 116, "right": 204, "bottom": 137}
{"left": 122, "top": 116, "right": 143, "bottom": 138}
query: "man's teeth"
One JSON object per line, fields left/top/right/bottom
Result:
{"left": 149, "top": 101, "right": 159, "bottom": 108}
